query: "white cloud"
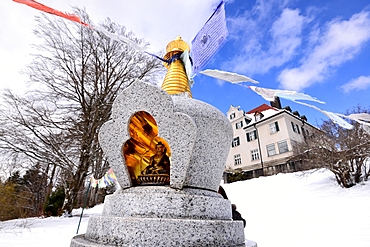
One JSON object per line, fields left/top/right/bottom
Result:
{"left": 278, "top": 11, "right": 370, "bottom": 91}
{"left": 341, "top": 75, "right": 370, "bottom": 93}
{"left": 225, "top": 8, "right": 305, "bottom": 74}
{"left": 252, "top": 0, "right": 291, "bottom": 21}
{"left": 268, "top": 9, "right": 305, "bottom": 65}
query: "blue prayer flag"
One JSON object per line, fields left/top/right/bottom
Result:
{"left": 191, "top": 1, "right": 228, "bottom": 73}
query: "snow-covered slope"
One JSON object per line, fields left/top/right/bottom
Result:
{"left": 1, "top": 169, "right": 369, "bottom": 247}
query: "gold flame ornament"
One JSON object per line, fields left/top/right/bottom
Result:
{"left": 161, "top": 37, "right": 192, "bottom": 98}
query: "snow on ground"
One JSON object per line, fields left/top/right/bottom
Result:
{"left": 223, "top": 169, "right": 370, "bottom": 247}
{"left": 1, "top": 169, "right": 369, "bottom": 247}
{"left": 0, "top": 204, "right": 104, "bottom": 247}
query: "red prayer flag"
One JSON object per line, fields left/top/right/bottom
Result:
{"left": 13, "top": 0, "right": 89, "bottom": 26}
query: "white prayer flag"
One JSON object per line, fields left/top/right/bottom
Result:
{"left": 338, "top": 113, "right": 370, "bottom": 127}
{"left": 248, "top": 86, "right": 325, "bottom": 104}
{"left": 180, "top": 50, "right": 194, "bottom": 86}
{"left": 320, "top": 111, "right": 353, "bottom": 130}
{"left": 92, "top": 24, "right": 147, "bottom": 52}
{"left": 200, "top": 69, "right": 259, "bottom": 84}
{"left": 192, "top": 1, "right": 228, "bottom": 73}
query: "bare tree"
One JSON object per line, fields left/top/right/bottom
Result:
{"left": 292, "top": 106, "right": 370, "bottom": 188}
{"left": 0, "top": 8, "right": 164, "bottom": 214}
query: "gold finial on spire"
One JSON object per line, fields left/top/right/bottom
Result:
{"left": 161, "top": 37, "right": 192, "bottom": 98}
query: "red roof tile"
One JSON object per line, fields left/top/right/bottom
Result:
{"left": 245, "top": 104, "right": 278, "bottom": 114}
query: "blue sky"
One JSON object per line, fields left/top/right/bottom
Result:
{"left": 1, "top": 0, "right": 370, "bottom": 127}
{"left": 194, "top": 0, "right": 370, "bottom": 126}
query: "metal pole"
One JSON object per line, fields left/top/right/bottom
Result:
{"left": 76, "top": 180, "right": 91, "bottom": 234}
{"left": 254, "top": 124, "right": 263, "bottom": 169}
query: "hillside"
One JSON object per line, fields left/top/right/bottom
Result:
{"left": 1, "top": 169, "right": 369, "bottom": 247}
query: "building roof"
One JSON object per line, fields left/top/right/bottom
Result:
{"left": 227, "top": 102, "right": 319, "bottom": 130}
{"left": 245, "top": 104, "right": 278, "bottom": 114}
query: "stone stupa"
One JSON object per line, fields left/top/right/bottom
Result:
{"left": 70, "top": 37, "right": 254, "bottom": 247}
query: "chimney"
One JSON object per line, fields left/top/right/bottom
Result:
{"left": 270, "top": 96, "right": 282, "bottom": 109}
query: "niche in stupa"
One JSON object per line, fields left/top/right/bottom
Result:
{"left": 122, "top": 111, "right": 171, "bottom": 186}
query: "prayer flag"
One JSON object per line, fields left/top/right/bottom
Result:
{"left": 108, "top": 168, "right": 117, "bottom": 180}
{"left": 98, "top": 179, "right": 106, "bottom": 188}
{"left": 191, "top": 1, "right": 228, "bottom": 73}
{"left": 346, "top": 113, "right": 370, "bottom": 124}
{"left": 13, "top": 0, "right": 88, "bottom": 26}
{"left": 248, "top": 86, "right": 325, "bottom": 104}
{"left": 92, "top": 25, "right": 147, "bottom": 52}
{"left": 338, "top": 113, "right": 370, "bottom": 127}
{"left": 200, "top": 69, "right": 259, "bottom": 84}
{"left": 319, "top": 110, "right": 353, "bottom": 130}
{"left": 180, "top": 50, "right": 194, "bottom": 86}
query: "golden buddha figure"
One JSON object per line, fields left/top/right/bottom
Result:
{"left": 141, "top": 142, "right": 170, "bottom": 175}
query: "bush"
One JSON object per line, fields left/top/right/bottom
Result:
{"left": 0, "top": 182, "right": 17, "bottom": 221}
{"left": 43, "top": 187, "right": 65, "bottom": 216}
{"left": 292, "top": 106, "right": 370, "bottom": 188}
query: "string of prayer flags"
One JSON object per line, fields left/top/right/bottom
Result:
{"left": 248, "top": 85, "right": 359, "bottom": 130}
{"left": 90, "top": 168, "right": 117, "bottom": 188}
{"left": 13, "top": 0, "right": 230, "bottom": 83}
{"left": 14, "top": 0, "right": 370, "bottom": 131}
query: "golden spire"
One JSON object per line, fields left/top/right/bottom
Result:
{"left": 161, "top": 36, "right": 192, "bottom": 98}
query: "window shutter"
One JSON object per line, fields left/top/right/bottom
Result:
{"left": 246, "top": 133, "right": 250, "bottom": 142}
{"left": 291, "top": 122, "right": 295, "bottom": 131}
{"left": 254, "top": 130, "right": 258, "bottom": 139}
{"left": 275, "top": 121, "right": 280, "bottom": 131}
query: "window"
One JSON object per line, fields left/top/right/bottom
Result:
{"left": 255, "top": 112, "right": 264, "bottom": 121}
{"left": 246, "top": 130, "right": 257, "bottom": 142}
{"left": 251, "top": 149, "right": 260, "bottom": 161}
{"left": 278, "top": 140, "right": 289, "bottom": 153}
{"left": 236, "top": 121, "right": 243, "bottom": 129}
{"left": 232, "top": 137, "right": 240, "bottom": 147}
{"left": 302, "top": 127, "right": 309, "bottom": 137}
{"left": 266, "top": 143, "right": 276, "bottom": 156}
{"left": 245, "top": 118, "right": 251, "bottom": 125}
{"left": 291, "top": 122, "right": 301, "bottom": 134}
{"left": 291, "top": 122, "right": 297, "bottom": 132}
{"left": 234, "top": 154, "right": 242, "bottom": 165}
{"left": 230, "top": 112, "right": 236, "bottom": 120}
{"left": 270, "top": 121, "right": 280, "bottom": 134}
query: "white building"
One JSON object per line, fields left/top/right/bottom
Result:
{"left": 225, "top": 101, "right": 318, "bottom": 176}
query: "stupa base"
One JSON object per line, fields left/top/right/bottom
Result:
{"left": 70, "top": 216, "right": 246, "bottom": 247}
